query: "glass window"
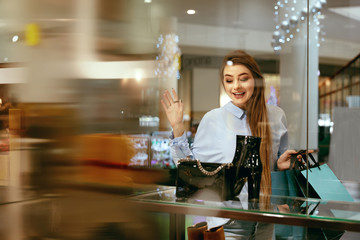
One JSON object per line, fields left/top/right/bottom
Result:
{"left": 0, "top": 0, "right": 359, "bottom": 238}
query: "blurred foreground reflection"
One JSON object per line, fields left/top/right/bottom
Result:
{"left": 0, "top": 103, "right": 170, "bottom": 239}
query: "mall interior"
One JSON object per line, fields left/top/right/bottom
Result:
{"left": 0, "top": 0, "right": 359, "bottom": 239}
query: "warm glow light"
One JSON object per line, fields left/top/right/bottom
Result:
{"left": 144, "top": 0, "right": 152, "bottom": 3}
{"left": 78, "top": 61, "right": 156, "bottom": 79}
{"left": 135, "top": 71, "right": 142, "bottom": 82}
{"left": 187, "top": 9, "right": 196, "bottom": 15}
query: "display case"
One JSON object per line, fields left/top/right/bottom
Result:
{"left": 150, "top": 131, "right": 175, "bottom": 169}
{"left": 131, "top": 186, "right": 360, "bottom": 240}
{"left": 128, "top": 134, "right": 151, "bottom": 167}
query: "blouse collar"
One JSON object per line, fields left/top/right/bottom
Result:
{"left": 224, "top": 101, "right": 246, "bottom": 120}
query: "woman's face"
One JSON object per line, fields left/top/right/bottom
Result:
{"left": 223, "top": 64, "right": 255, "bottom": 109}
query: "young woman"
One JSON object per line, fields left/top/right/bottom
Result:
{"left": 162, "top": 50, "right": 296, "bottom": 174}
{"left": 161, "top": 50, "right": 298, "bottom": 238}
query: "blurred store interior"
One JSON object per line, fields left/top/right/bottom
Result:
{"left": 0, "top": 0, "right": 359, "bottom": 239}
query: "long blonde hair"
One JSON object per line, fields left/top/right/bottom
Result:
{"left": 220, "top": 50, "right": 273, "bottom": 197}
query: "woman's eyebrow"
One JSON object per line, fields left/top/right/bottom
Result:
{"left": 224, "top": 74, "right": 234, "bottom": 77}
{"left": 238, "top": 73, "right": 249, "bottom": 77}
{"left": 224, "top": 73, "right": 249, "bottom": 77}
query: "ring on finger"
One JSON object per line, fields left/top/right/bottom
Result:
{"left": 173, "top": 100, "right": 180, "bottom": 103}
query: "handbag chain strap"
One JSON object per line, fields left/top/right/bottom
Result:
{"left": 196, "top": 160, "right": 233, "bottom": 176}
{"left": 178, "top": 156, "right": 233, "bottom": 176}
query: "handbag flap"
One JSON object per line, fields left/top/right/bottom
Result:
{"left": 176, "top": 160, "right": 234, "bottom": 201}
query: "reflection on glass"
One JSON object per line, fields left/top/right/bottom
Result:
{"left": 0, "top": 0, "right": 359, "bottom": 238}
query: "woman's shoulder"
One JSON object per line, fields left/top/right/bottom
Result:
{"left": 266, "top": 104, "right": 286, "bottom": 120}
{"left": 203, "top": 106, "right": 225, "bottom": 118}
{"left": 266, "top": 104, "right": 285, "bottom": 113}
{"left": 198, "top": 107, "right": 226, "bottom": 127}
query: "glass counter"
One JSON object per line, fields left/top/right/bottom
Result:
{"left": 130, "top": 186, "right": 360, "bottom": 240}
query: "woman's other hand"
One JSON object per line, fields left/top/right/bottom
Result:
{"left": 161, "top": 89, "right": 185, "bottom": 137}
{"left": 277, "top": 149, "right": 299, "bottom": 171}
{"left": 277, "top": 149, "right": 315, "bottom": 171}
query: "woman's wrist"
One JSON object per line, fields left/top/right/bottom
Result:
{"left": 172, "top": 123, "right": 185, "bottom": 138}
{"left": 276, "top": 164, "right": 286, "bottom": 171}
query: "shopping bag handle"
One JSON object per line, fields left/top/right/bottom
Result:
{"left": 291, "top": 150, "right": 320, "bottom": 171}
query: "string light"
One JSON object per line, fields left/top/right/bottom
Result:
{"left": 155, "top": 33, "right": 181, "bottom": 80}
{"left": 271, "top": 0, "right": 326, "bottom": 54}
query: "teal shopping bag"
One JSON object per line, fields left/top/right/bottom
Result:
{"left": 271, "top": 170, "right": 303, "bottom": 199}
{"left": 295, "top": 162, "right": 353, "bottom": 240}
{"left": 297, "top": 163, "right": 354, "bottom": 202}
{"left": 272, "top": 158, "right": 353, "bottom": 240}
{"left": 271, "top": 171, "right": 306, "bottom": 239}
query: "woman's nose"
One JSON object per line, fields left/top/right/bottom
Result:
{"left": 233, "top": 80, "right": 241, "bottom": 89}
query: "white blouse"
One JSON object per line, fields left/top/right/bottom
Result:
{"left": 170, "top": 101, "right": 289, "bottom": 171}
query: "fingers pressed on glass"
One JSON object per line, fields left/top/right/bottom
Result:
{"left": 171, "top": 88, "right": 179, "bottom": 101}
{"left": 160, "top": 99, "right": 168, "bottom": 111}
{"left": 166, "top": 90, "right": 176, "bottom": 104}
{"left": 163, "top": 91, "right": 173, "bottom": 107}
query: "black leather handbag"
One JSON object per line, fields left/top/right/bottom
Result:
{"left": 175, "top": 157, "right": 235, "bottom": 201}
{"left": 175, "top": 135, "right": 263, "bottom": 201}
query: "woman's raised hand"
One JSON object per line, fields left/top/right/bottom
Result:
{"left": 161, "top": 89, "right": 185, "bottom": 137}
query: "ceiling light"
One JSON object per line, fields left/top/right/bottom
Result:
{"left": 12, "top": 35, "right": 19, "bottom": 42}
{"left": 226, "top": 60, "right": 233, "bottom": 66}
{"left": 187, "top": 9, "right": 196, "bottom": 15}
{"left": 144, "top": 0, "right": 151, "bottom": 3}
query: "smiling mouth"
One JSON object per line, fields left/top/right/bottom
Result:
{"left": 233, "top": 92, "right": 245, "bottom": 98}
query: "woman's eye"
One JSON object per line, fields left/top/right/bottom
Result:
{"left": 240, "top": 78, "right": 249, "bottom": 81}
{"left": 225, "top": 79, "right": 233, "bottom": 83}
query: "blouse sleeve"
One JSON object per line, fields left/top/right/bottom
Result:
{"left": 169, "top": 109, "right": 215, "bottom": 164}
{"left": 169, "top": 131, "right": 193, "bottom": 164}
{"left": 268, "top": 105, "right": 290, "bottom": 170}
{"left": 278, "top": 110, "right": 290, "bottom": 156}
